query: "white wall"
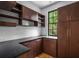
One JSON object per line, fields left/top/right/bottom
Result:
{"left": 41, "top": 1, "right": 77, "bottom": 36}
{"left": 17, "top": 1, "right": 41, "bottom": 13}
{"left": 0, "top": 26, "right": 41, "bottom": 42}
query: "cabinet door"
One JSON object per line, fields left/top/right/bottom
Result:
{"left": 22, "top": 6, "right": 31, "bottom": 19}
{"left": 58, "top": 22, "right": 70, "bottom": 58}
{"left": 34, "top": 39, "right": 42, "bottom": 55}
{"left": 71, "top": 2, "right": 79, "bottom": 20}
{"left": 43, "top": 38, "right": 56, "bottom": 57}
{"left": 31, "top": 39, "right": 42, "bottom": 57}
{"left": 69, "top": 21, "right": 79, "bottom": 57}
{"left": 0, "top": 1, "right": 16, "bottom": 11}
{"left": 22, "top": 6, "right": 36, "bottom": 20}
{"left": 58, "top": 5, "right": 71, "bottom": 22}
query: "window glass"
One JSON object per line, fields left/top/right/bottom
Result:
{"left": 48, "top": 10, "right": 58, "bottom": 36}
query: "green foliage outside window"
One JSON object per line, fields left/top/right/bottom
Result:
{"left": 48, "top": 10, "right": 58, "bottom": 36}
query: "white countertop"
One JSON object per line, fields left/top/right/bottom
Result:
{"left": 42, "top": 36, "right": 58, "bottom": 39}
{"left": 0, "top": 36, "right": 58, "bottom": 42}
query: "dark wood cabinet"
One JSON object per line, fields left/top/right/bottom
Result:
{"left": 58, "top": 22, "right": 70, "bottom": 57}
{"left": 71, "top": 2, "right": 79, "bottom": 20}
{"left": 58, "top": 2, "right": 79, "bottom": 58}
{"left": 58, "top": 4, "right": 72, "bottom": 22}
{"left": 43, "top": 38, "right": 57, "bottom": 57}
{"left": 19, "top": 39, "right": 42, "bottom": 58}
{"left": 69, "top": 21, "right": 79, "bottom": 57}
{"left": 0, "top": 21, "right": 17, "bottom": 26}
{"left": 22, "top": 6, "right": 36, "bottom": 20}
{"left": 0, "top": 1, "right": 16, "bottom": 11}
{"left": 0, "top": 2, "right": 45, "bottom": 27}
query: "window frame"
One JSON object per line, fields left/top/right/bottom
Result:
{"left": 48, "top": 9, "right": 58, "bottom": 36}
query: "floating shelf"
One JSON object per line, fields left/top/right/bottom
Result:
{"left": 0, "top": 14, "right": 19, "bottom": 19}
{"left": 0, "top": 21, "right": 16, "bottom": 26}
{"left": 11, "top": 8, "right": 21, "bottom": 13}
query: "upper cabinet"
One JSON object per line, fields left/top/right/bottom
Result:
{"left": 0, "top": 1, "right": 16, "bottom": 11}
{"left": 58, "top": 2, "right": 79, "bottom": 22}
{"left": 21, "top": 6, "right": 45, "bottom": 27}
{"left": 70, "top": 2, "right": 79, "bottom": 20}
{"left": 22, "top": 6, "right": 37, "bottom": 20}
{"left": 58, "top": 5, "right": 72, "bottom": 22}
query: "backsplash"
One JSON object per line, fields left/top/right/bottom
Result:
{"left": 0, "top": 26, "right": 41, "bottom": 42}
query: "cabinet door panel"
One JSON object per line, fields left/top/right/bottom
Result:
{"left": 22, "top": 6, "right": 36, "bottom": 20}
{"left": 69, "top": 21, "right": 79, "bottom": 57}
{"left": 22, "top": 6, "right": 31, "bottom": 19}
{"left": 58, "top": 5, "right": 71, "bottom": 22}
{"left": 43, "top": 38, "right": 56, "bottom": 57}
{"left": 58, "top": 22, "right": 70, "bottom": 57}
{"left": 71, "top": 2, "right": 79, "bottom": 20}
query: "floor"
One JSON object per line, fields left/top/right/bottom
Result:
{"left": 36, "top": 53, "right": 53, "bottom": 58}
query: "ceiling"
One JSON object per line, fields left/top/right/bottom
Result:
{"left": 31, "top": 1, "right": 58, "bottom": 9}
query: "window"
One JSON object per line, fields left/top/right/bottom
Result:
{"left": 48, "top": 10, "right": 58, "bottom": 36}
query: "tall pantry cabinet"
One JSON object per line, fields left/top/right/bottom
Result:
{"left": 58, "top": 2, "right": 79, "bottom": 57}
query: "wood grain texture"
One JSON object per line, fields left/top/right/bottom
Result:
{"left": 58, "top": 2, "right": 79, "bottom": 58}
{"left": 43, "top": 38, "right": 57, "bottom": 57}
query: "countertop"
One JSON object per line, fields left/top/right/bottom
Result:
{"left": 0, "top": 36, "right": 57, "bottom": 58}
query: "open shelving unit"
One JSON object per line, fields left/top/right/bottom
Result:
{"left": 38, "top": 14, "right": 45, "bottom": 27}
{"left": 0, "top": 1, "right": 45, "bottom": 27}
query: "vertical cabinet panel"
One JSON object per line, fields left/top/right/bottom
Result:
{"left": 22, "top": 6, "right": 36, "bottom": 20}
{"left": 58, "top": 22, "right": 70, "bottom": 57}
{"left": 58, "top": 5, "right": 71, "bottom": 22}
{"left": 22, "top": 6, "right": 32, "bottom": 19}
{"left": 71, "top": 2, "right": 79, "bottom": 20}
{"left": 58, "top": 5, "right": 71, "bottom": 57}
{"left": 43, "top": 38, "right": 57, "bottom": 57}
{"left": 69, "top": 21, "right": 79, "bottom": 57}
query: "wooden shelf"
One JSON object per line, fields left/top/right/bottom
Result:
{"left": 11, "top": 8, "right": 21, "bottom": 13}
{"left": 0, "top": 21, "right": 16, "bottom": 26}
{"left": 0, "top": 14, "right": 19, "bottom": 19}
{"left": 0, "top": 2, "right": 45, "bottom": 27}
{"left": 38, "top": 14, "right": 45, "bottom": 27}
{"left": 23, "top": 18, "right": 38, "bottom": 22}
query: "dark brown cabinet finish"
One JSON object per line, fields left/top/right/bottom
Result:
{"left": 19, "top": 39, "right": 42, "bottom": 58}
{"left": 22, "top": 6, "right": 36, "bottom": 20}
{"left": 0, "top": 21, "right": 17, "bottom": 26}
{"left": 0, "top": 2, "right": 45, "bottom": 27}
{"left": 57, "top": 22, "right": 70, "bottom": 57}
{"left": 43, "top": 38, "right": 57, "bottom": 57}
{"left": 71, "top": 2, "right": 79, "bottom": 20}
{"left": 58, "top": 4, "right": 72, "bottom": 22}
{"left": 58, "top": 2, "right": 79, "bottom": 58}
{"left": 0, "top": 1, "right": 16, "bottom": 11}
{"left": 69, "top": 21, "right": 79, "bottom": 57}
